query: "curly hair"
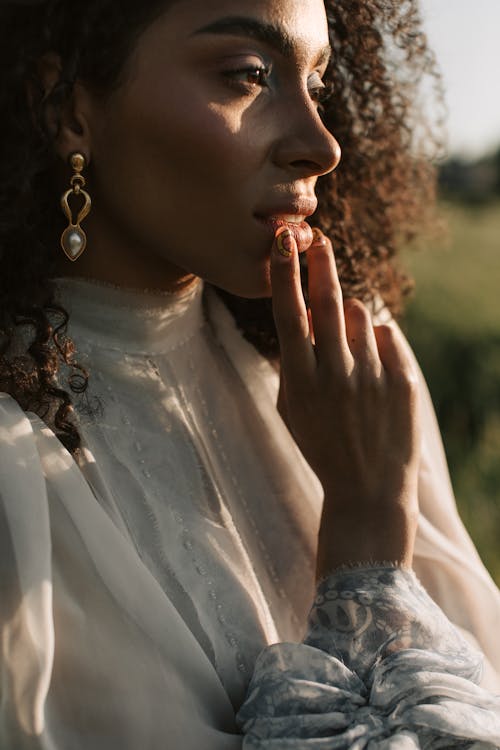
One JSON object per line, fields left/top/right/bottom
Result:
{"left": 0, "top": 0, "right": 444, "bottom": 452}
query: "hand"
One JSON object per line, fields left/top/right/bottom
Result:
{"left": 271, "top": 227, "right": 420, "bottom": 578}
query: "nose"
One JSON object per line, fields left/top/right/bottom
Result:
{"left": 271, "top": 98, "right": 341, "bottom": 179}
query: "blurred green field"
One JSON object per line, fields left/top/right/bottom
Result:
{"left": 401, "top": 201, "right": 500, "bottom": 584}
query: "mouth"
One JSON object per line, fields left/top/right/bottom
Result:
{"left": 255, "top": 214, "right": 314, "bottom": 253}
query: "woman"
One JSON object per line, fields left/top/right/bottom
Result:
{"left": 0, "top": 0, "right": 499, "bottom": 747}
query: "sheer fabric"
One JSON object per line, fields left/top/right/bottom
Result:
{"left": 239, "top": 567, "right": 500, "bottom": 748}
{"left": 0, "top": 278, "right": 499, "bottom": 749}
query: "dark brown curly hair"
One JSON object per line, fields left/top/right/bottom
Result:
{"left": 0, "top": 0, "right": 444, "bottom": 452}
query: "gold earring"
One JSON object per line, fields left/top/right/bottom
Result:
{"left": 60, "top": 153, "right": 91, "bottom": 261}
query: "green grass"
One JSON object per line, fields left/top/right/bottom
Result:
{"left": 401, "top": 201, "right": 500, "bottom": 584}
{"left": 403, "top": 202, "right": 500, "bottom": 335}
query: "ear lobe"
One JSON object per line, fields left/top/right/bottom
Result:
{"left": 55, "top": 80, "right": 92, "bottom": 163}
{"left": 35, "top": 52, "right": 92, "bottom": 164}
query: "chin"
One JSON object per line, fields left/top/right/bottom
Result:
{"left": 218, "top": 259, "right": 272, "bottom": 300}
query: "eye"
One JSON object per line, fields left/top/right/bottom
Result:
{"left": 308, "top": 72, "right": 332, "bottom": 107}
{"left": 223, "top": 62, "right": 271, "bottom": 91}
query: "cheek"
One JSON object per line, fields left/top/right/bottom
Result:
{"left": 94, "top": 89, "right": 259, "bottom": 230}
{"left": 88, "top": 83, "right": 274, "bottom": 295}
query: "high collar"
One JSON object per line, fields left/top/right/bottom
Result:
{"left": 54, "top": 277, "right": 205, "bottom": 355}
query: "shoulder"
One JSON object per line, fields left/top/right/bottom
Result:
{"left": 0, "top": 392, "right": 44, "bottom": 475}
{"left": 0, "top": 390, "right": 28, "bottom": 421}
{"left": 0, "top": 394, "right": 52, "bottom": 611}
{"left": 0, "top": 392, "right": 89, "bottom": 495}
{"left": 0, "top": 392, "right": 50, "bottom": 520}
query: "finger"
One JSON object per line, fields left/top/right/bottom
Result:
{"left": 374, "top": 324, "right": 420, "bottom": 445}
{"left": 343, "top": 298, "right": 381, "bottom": 376}
{"left": 271, "top": 227, "right": 316, "bottom": 383}
{"left": 306, "top": 228, "right": 352, "bottom": 370}
{"left": 307, "top": 308, "right": 315, "bottom": 345}
{"left": 374, "top": 323, "right": 417, "bottom": 382}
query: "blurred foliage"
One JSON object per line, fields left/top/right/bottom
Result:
{"left": 401, "top": 199, "right": 500, "bottom": 584}
{"left": 439, "top": 144, "right": 500, "bottom": 204}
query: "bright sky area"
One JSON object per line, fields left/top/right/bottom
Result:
{"left": 420, "top": 0, "right": 500, "bottom": 159}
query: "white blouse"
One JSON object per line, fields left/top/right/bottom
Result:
{"left": 1, "top": 277, "right": 499, "bottom": 749}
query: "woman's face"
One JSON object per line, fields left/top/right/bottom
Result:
{"left": 75, "top": 0, "right": 340, "bottom": 296}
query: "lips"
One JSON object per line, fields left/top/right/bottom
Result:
{"left": 256, "top": 216, "right": 313, "bottom": 253}
{"left": 255, "top": 197, "right": 317, "bottom": 253}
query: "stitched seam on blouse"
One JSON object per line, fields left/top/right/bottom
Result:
{"left": 151, "top": 354, "right": 251, "bottom": 678}
{"left": 89, "top": 359, "right": 220, "bottom": 670}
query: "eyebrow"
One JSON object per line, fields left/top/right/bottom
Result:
{"left": 192, "top": 16, "right": 332, "bottom": 67}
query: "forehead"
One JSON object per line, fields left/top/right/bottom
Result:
{"left": 153, "top": 0, "right": 330, "bottom": 57}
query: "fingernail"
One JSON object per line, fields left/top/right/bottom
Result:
{"left": 275, "top": 226, "right": 296, "bottom": 258}
{"left": 311, "top": 227, "right": 328, "bottom": 246}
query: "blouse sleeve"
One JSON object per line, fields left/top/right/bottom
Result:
{"left": 237, "top": 566, "right": 500, "bottom": 748}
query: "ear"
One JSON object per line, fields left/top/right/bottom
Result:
{"left": 36, "top": 52, "right": 93, "bottom": 165}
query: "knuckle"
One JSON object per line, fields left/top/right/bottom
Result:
{"left": 344, "top": 297, "right": 370, "bottom": 324}
{"left": 314, "top": 287, "right": 343, "bottom": 314}
{"left": 378, "top": 321, "right": 394, "bottom": 334}
{"left": 353, "top": 353, "right": 382, "bottom": 382}
{"left": 377, "top": 323, "right": 397, "bottom": 343}
{"left": 394, "top": 369, "right": 419, "bottom": 399}
{"left": 360, "top": 374, "right": 384, "bottom": 402}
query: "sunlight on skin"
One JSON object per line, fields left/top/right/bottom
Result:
{"left": 52, "top": 0, "right": 339, "bottom": 297}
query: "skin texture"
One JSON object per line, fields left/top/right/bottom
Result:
{"left": 271, "top": 228, "right": 420, "bottom": 576}
{"left": 44, "top": 0, "right": 420, "bottom": 571}
{"left": 52, "top": 0, "right": 340, "bottom": 297}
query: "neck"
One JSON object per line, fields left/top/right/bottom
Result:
{"left": 54, "top": 214, "right": 198, "bottom": 294}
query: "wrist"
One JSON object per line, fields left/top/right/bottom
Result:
{"left": 316, "top": 500, "right": 418, "bottom": 582}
